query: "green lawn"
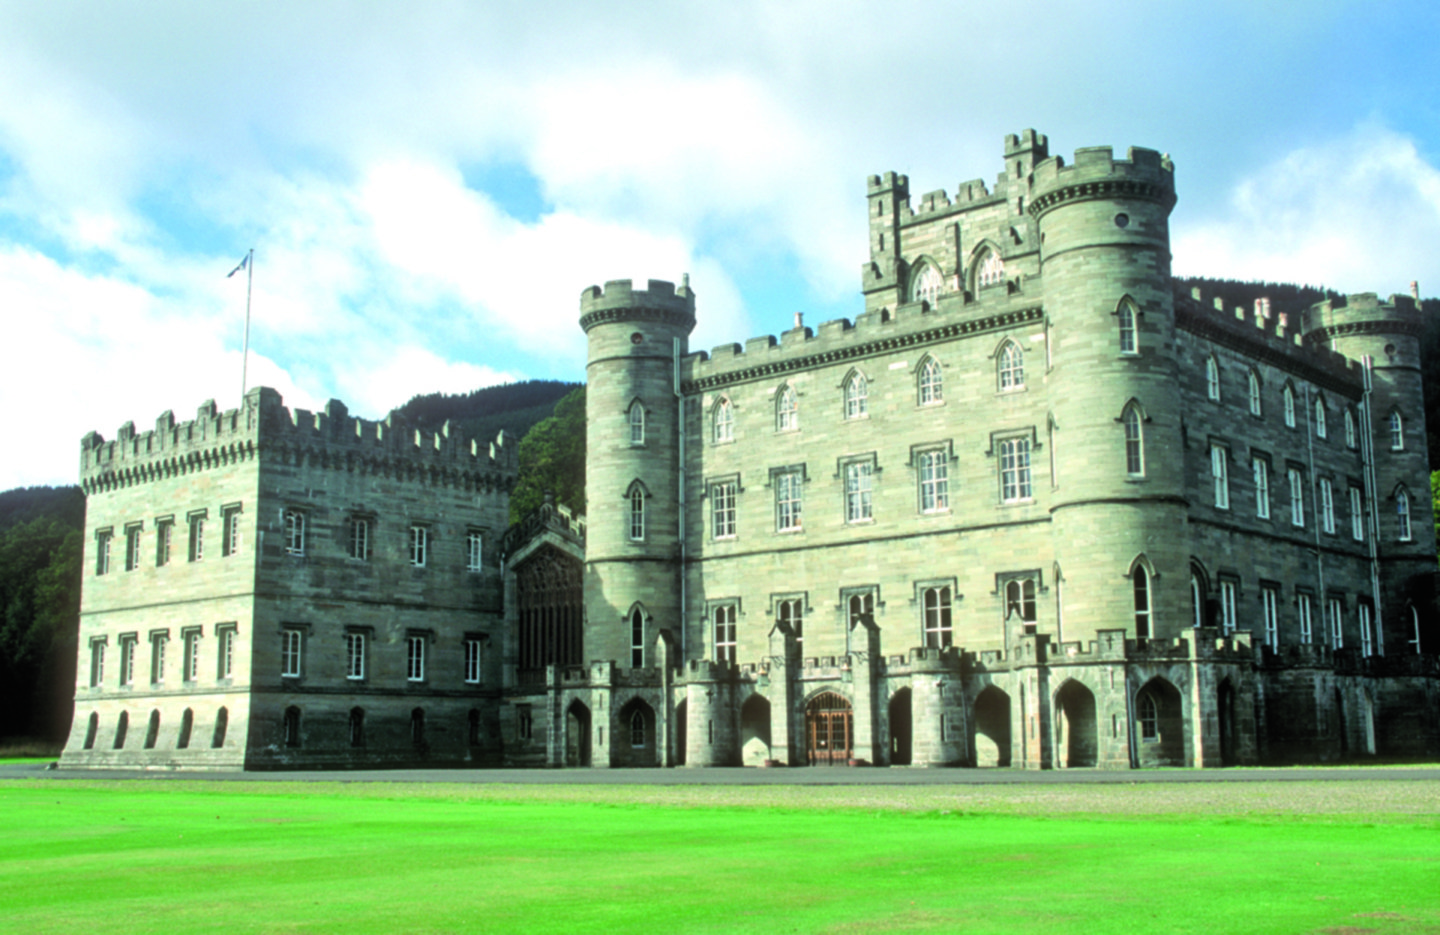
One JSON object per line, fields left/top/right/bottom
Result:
{"left": 1, "top": 779, "right": 1437, "bottom": 934}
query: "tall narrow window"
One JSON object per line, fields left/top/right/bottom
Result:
{"left": 845, "top": 461, "right": 873, "bottom": 523}
{"left": 1389, "top": 411, "right": 1404, "bottom": 450}
{"left": 778, "top": 598, "right": 803, "bottom": 650}
{"left": 1191, "top": 573, "right": 1204, "bottom": 629}
{"left": 282, "top": 510, "right": 303, "bottom": 556}
{"left": 923, "top": 586, "right": 952, "bottom": 648}
{"left": 1123, "top": 404, "right": 1143, "bottom": 476}
{"left": 1350, "top": 487, "right": 1365, "bottom": 541}
{"left": 630, "top": 608, "right": 644, "bottom": 668}
{"left": 222, "top": 506, "right": 241, "bottom": 557}
{"left": 776, "top": 385, "right": 797, "bottom": 431}
{"left": 155, "top": 519, "right": 172, "bottom": 566}
{"left": 183, "top": 630, "right": 200, "bottom": 682}
{"left": 464, "top": 639, "right": 483, "bottom": 684}
{"left": 776, "top": 470, "right": 803, "bottom": 531}
{"left": 1138, "top": 694, "right": 1158, "bottom": 740}
{"left": 467, "top": 531, "right": 483, "bottom": 571}
{"left": 189, "top": 514, "right": 206, "bottom": 562}
{"left": 1359, "top": 603, "right": 1374, "bottom": 657}
{"left": 628, "top": 400, "right": 645, "bottom": 445}
{"left": 410, "top": 525, "right": 428, "bottom": 566}
{"left": 1288, "top": 469, "right": 1305, "bottom": 527}
{"left": 407, "top": 635, "right": 426, "bottom": 682}
{"left": 281, "top": 629, "right": 301, "bottom": 678}
{"left": 1253, "top": 458, "right": 1270, "bottom": 519}
{"left": 95, "top": 530, "right": 112, "bottom": 575}
{"left": 977, "top": 249, "right": 1004, "bottom": 288}
{"left": 848, "top": 592, "right": 875, "bottom": 633}
{"left": 1397, "top": 490, "right": 1413, "bottom": 541}
{"left": 844, "top": 374, "right": 868, "bottom": 419}
{"left": 125, "top": 525, "right": 143, "bottom": 571}
{"left": 1344, "top": 409, "right": 1356, "bottom": 448}
{"left": 350, "top": 708, "right": 365, "bottom": 748}
{"left": 1298, "top": 594, "right": 1314, "bottom": 644}
{"left": 713, "top": 397, "right": 734, "bottom": 442}
{"left": 911, "top": 264, "right": 943, "bottom": 304}
{"left": 120, "top": 636, "right": 136, "bottom": 686}
{"left": 630, "top": 710, "right": 646, "bottom": 748}
{"left": 1133, "top": 568, "right": 1151, "bottom": 639}
{"left": 1327, "top": 598, "right": 1344, "bottom": 648}
{"left": 1320, "top": 479, "right": 1335, "bottom": 534}
{"left": 1220, "top": 581, "right": 1237, "bottom": 635}
{"left": 998, "top": 342, "right": 1024, "bottom": 391}
{"left": 349, "top": 517, "right": 371, "bottom": 560}
{"left": 711, "top": 481, "right": 737, "bottom": 538}
{"left": 1005, "top": 579, "right": 1037, "bottom": 634}
{"left": 150, "top": 633, "right": 167, "bottom": 684}
{"left": 999, "top": 438, "right": 1033, "bottom": 503}
{"left": 1118, "top": 301, "right": 1137, "bottom": 354}
{"left": 89, "top": 639, "right": 105, "bottom": 688}
{"left": 919, "top": 450, "right": 949, "bottom": 512}
{"left": 1283, "top": 386, "right": 1296, "bottom": 428}
{"left": 1211, "top": 445, "right": 1229, "bottom": 509}
{"left": 1248, "top": 371, "right": 1262, "bottom": 416}
{"left": 1410, "top": 606, "right": 1422, "bottom": 654}
{"left": 1205, "top": 356, "right": 1221, "bottom": 401}
{"left": 714, "top": 604, "right": 737, "bottom": 664}
{"left": 217, "top": 628, "right": 234, "bottom": 680}
{"left": 345, "top": 632, "right": 365, "bottom": 680}
{"left": 1262, "top": 587, "right": 1279, "bottom": 645}
{"left": 1314, "top": 399, "right": 1327, "bottom": 439}
{"left": 177, "top": 709, "right": 193, "bottom": 749}
{"left": 629, "top": 487, "right": 645, "bottom": 541}
{"left": 918, "top": 358, "right": 942, "bottom": 405}
{"left": 212, "top": 707, "right": 228, "bottom": 748}
{"left": 284, "top": 707, "right": 301, "bottom": 747}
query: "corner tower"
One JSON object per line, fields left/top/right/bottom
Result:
{"left": 579, "top": 278, "right": 696, "bottom": 666}
{"left": 1030, "top": 144, "right": 1187, "bottom": 641}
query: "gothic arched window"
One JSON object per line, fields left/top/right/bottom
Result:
{"left": 628, "top": 400, "right": 645, "bottom": 445}
{"left": 776, "top": 385, "right": 797, "bottom": 431}
{"left": 1118, "top": 300, "right": 1138, "bottom": 354}
{"left": 1314, "top": 398, "right": 1327, "bottom": 439}
{"left": 1123, "top": 403, "right": 1144, "bottom": 476}
{"left": 1133, "top": 566, "right": 1152, "bottom": 639}
{"left": 1390, "top": 410, "right": 1405, "bottom": 450}
{"left": 918, "top": 357, "right": 942, "bottom": 405}
{"left": 998, "top": 342, "right": 1024, "bottom": 391}
{"left": 1205, "top": 356, "right": 1221, "bottom": 401}
{"left": 1247, "top": 370, "right": 1262, "bottom": 416}
{"left": 1283, "top": 385, "right": 1296, "bottom": 428}
{"left": 911, "top": 264, "right": 943, "bottom": 304}
{"left": 713, "top": 397, "right": 734, "bottom": 443}
{"left": 844, "top": 373, "right": 868, "bottom": 419}
{"left": 977, "top": 249, "right": 1005, "bottom": 288}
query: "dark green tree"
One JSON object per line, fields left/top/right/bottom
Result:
{"left": 509, "top": 387, "right": 586, "bottom": 524}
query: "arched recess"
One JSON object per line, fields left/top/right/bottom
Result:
{"left": 177, "top": 708, "right": 194, "bottom": 750}
{"left": 909, "top": 258, "right": 944, "bottom": 305}
{"left": 888, "top": 688, "right": 913, "bottom": 766}
{"left": 973, "top": 685, "right": 1011, "bottom": 767}
{"left": 1134, "top": 677, "right": 1184, "bottom": 767}
{"left": 283, "top": 706, "right": 301, "bottom": 748}
{"left": 566, "top": 700, "right": 592, "bottom": 767}
{"left": 805, "top": 691, "right": 852, "bottom": 766}
{"left": 616, "top": 697, "right": 658, "bottom": 768}
{"left": 739, "top": 693, "right": 772, "bottom": 766}
{"left": 349, "top": 707, "right": 365, "bottom": 748}
{"left": 775, "top": 383, "right": 798, "bottom": 431}
{"left": 83, "top": 711, "right": 99, "bottom": 750}
{"left": 674, "top": 698, "right": 688, "bottom": 766}
{"left": 1054, "top": 679, "right": 1097, "bottom": 768}
{"left": 212, "top": 707, "right": 228, "bottom": 748}
{"left": 144, "top": 709, "right": 161, "bottom": 749}
{"left": 967, "top": 240, "right": 1006, "bottom": 291}
{"left": 113, "top": 711, "right": 129, "bottom": 749}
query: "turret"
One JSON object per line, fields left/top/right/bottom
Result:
{"left": 580, "top": 278, "right": 696, "bottom": 667}
{"left": 862, "top": 171, "right": 908, "bottom": 313}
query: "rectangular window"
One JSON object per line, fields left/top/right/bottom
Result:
{"left": 1359, "top": 603, "right": 1374, "bottom": 657}
{"left": 345, "top": 632, "right": 366, "bottom": 680}
{"left": 183, "top": 630, "right": 200, "bottom": 682}
{"left": 923, "top": 585, "right": 953, "bottom": 648}
{"left": 1262, "top": 587, "right": 1279, "bottom": 646}
{"left": 216, "top": 625, "right": 236, "bottom": 680}
{"left": 189, "top": 513, "right": 206, "bottom": 562}
{"left": 1297, "top": 594, "right": 1314, "bottom": 645}
{"left": 348, "top": 517, "right": 371, "bottom": 560}
{"left": 407, "top": 635, "right": 426, "bottom": 681}
{"left": 631, "top": 610, "right": 645, "bottom": 668}
{"left": 1327, "top": 598, "right": 1344, "bottom": 648}
{"left": 712, "top": 481, "right": 737, "bottom": 539}
{"left": 89, "top": 639, "right": 106, "bottom": 688}
{"left": 410, "top": 526, "right": 428, "bottom": 567}
{"left": 775, "top": 471, "right": 803, "bottom": 532}
{"left": 124, "top": 525, "right": 143, "bottom": 571}
{"left": 281, "top": 629, "right": 302, "bottom": 677}
{"left": 465, "top": 638, "right": 483, "bottom": 684}
{"left": 1320, "top": 480, "right": 1335, "bottom": 534}
{"left": 1350, "top": 487, "right": 1365, "bottom": 541}
{"left": 845, "top": 461, "right": 873, "bottom": 523}
{"left": 466, "top": 531, "right": 483, "bottom": 571}
{"left": 222, "top": 506, "right": 242, "bottom": 557}
{"left": 155, "top": 519, "right": 172, "bottom": 566}
{"left": 120, "top": 636, "right": 136, "bottom": 686}
{"left": 1288, "top": 469, "right": 1305, "bottom": 527}
{"left": 629, "top": 490, "right": 645, "bottom": 541}
{"left": 517, "top": 705, "right": 533, "bottom": 741}
{"left": 95, "top": 530, "right": 112, "bottom": 575}
{"left": 919, "top": 450, "right": 949, "bottom": 512}
{"left": 1211, "top": 445, "right": 1229, "bottom": 509}
{"left": 713, "top": 604, "right": 737, "bottom": 664}
{"left": 1004, "top": 578, "right": 1038, "bottom": 634}
{"left": 999, "top": 438, "right": 1032, "bottom": 503}
{"left": 150, "top": 632, "right": 167, "bottom": 685}
{"left": 1220, "top": 580, "right": 1237, "bottom": 635}
{"left": 1253, "top": 458, "right": 1270, "bottom": 519}
{"left": 283, "top": 510, "right": 305, "bottom": 556}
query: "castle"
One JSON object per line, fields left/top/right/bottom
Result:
{"left": 61, "top": 131, "right": 1440, "bottom": 770}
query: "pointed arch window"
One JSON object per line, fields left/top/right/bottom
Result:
{"left": 628, "top": 400, "right": 645, "bottom": 445}
{"left": 1205, "top": 356, "right": 1221, "bottom": 401}
{"left": 1122, "top": 403, "right": 1144, "bottom": 476}
{"left": 713, "top": 397, "right": 734, "bottom": 443}
{"left": 1344, "top": 408, "right": 1357, "bottom": 448}
{"left": 630, "top": 709, "right": 647, "bottom": 747}
{"left": 1314, "top": 398, "right": 1327, "bottom": 439}
{"left": 1283, "top": 385, "right": 1296, "bottom": 428}
{"left": 1397, "top": 488, "right": 1413, "bottom": 542}
{"left": 1389, "top": 410, "right": 1405, "bottom": 450}
{"left": 776, "top": 385, "right": 797, "bottom": 431}
{"left": 630, "top": 607, "right": 645, "bottom": 667}
{"left": 844, "top": 373, "right": 868, "bottom": 419}
{"left": 977, "top": 249, "right": 1004, "bottom": 288}
{"left": 1133, "top": 566, "right": 1152, "bottom": 639}
{"left": 629, "top": 485, "right": 646, "bottom": 541}
{"left": 1190, "top": 570, "right": 1204, "bottom": 629}
{"left": 918, "top": 357, "right": 942, "bottom": 405}
{"left": 922, "top": 586, "right": 953, "bottom": 648}
{"left": 998, "top": 341, "right": 1024, "bottom": 391}
{"left": 1118, "top": 300, "right": 1138, "bottom": 354}
{"left": 1138, "top": 692, "right": 1159, "bottom": 740}
{"left": 911, "top": 264, "right": 943, "bottom": 304}
{"left": 1247, "top": 370, "right": 1262, "bottom": 416}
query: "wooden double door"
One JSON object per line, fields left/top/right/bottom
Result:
{"left": 806, "top": 692, "right": 853, "bottom": 766}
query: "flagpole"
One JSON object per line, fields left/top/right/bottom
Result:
{"left": 240, "top": 248, "right": 254, "bottom": 398}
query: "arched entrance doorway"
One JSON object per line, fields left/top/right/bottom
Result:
{"left": 888, "top": 689, "right": 912, "bottom": 766}
{"left": 1054, "top": 680, "right": 1097, "bottom": 768}
{"left": 616, "top": 698, "right": 657, "bottom": 768}
{"left": 565, "top": 700, "right": 591, "bottom": 767}
{"left": 805, "top": 692, "right": 852, "bottom": 766}
{"left": 740, "top": 694, "right": 771, "bottom": 766}
{"left": 973, "top": 686, "right": 1011, "bottom": 767}
{"left": 1135, "top": 677, "right": 1184, "bottom": 767}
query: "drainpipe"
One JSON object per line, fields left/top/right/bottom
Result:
{"left": 675, "top": 337, "right": 686, "bottom": 661}
{"left": 1359, "top": 357, "right": 1385, "bottom": 655}
{"left": 1303, "top": 385, "right": 1327, "bottom": 638}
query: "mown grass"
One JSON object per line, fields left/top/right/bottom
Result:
{"left": 1, "top": 779, "right": 1437, "bottom": 934}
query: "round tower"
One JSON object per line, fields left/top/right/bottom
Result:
{"left": 1030, "top": 144, "right": 1191, "bottom": 642}
{"left": 579, "top": 278, "right": 696, "bottom": 667}
{"left": 1303, "top": 293, "right": 1436, "bottom": 652}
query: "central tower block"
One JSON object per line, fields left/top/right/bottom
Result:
{"left": 580, "top": 278, "right": 696, "bottom": 667}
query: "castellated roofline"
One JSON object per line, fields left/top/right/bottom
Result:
{"left": 578, "top": 277, "right": 696, "bottom": 333}
{"left": 1302, "top": 291, "right": 1425, "bottom": 341}
{"left": 79, "top": 385, "right": 517, "bottom": 493}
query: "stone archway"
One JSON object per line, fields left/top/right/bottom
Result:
{"left": 1054, "top": 680, "right": 1097, "bottom": 768}
{"left": 888, "top": 689, "right": 913, "bottom": 766}
{"left": 565, "top": 700, "right": 592, "bottom": 767}
{"left": 740, "top": 694, "right": 772, "bottom": 766}
{"left": 1135, "top": 677, "right": 1184, "bottom": 767}
{"left": 616, "top": 698, "right": 657, "bottom": 768}
{"left": 805, "top": 692, "right": 852, "bottom": 766}
{"left": 973, "top": 686, "right": 1011, "bottom": 767}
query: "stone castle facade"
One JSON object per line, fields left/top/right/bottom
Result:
{"left": 61, "top": 130, "right": 1440, "bottom": 770}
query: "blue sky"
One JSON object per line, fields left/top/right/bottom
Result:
{"left": 2, "top": 0, "right": 1439, "bottom": 489}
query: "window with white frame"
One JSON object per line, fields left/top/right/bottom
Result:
{"left": 713, "top": 397, "right": 734, "bottom": 443}
{"left": 95, "top": 529, "right": 112, "bottom": 575}
{"left": 1327, "top": 598, "right": 1344, "bottom": 648}
{"left": 713, "top": 604, "right": 736, "bottom": 664}
{"left": 999, "top": 437, "right": 1033, "bottom": 503}
{"left": 1359, "top": 603, "right": 1375, "bottom": 657}
{"left": 89, "top": 638, "right": 105, "bottom": 688}
{"left": 1283, "top": 385, "right": 1296, "bottom": 428}
{"left": 1344, "top": 409, "right": 1356, "bottom": 448}
{"left": 778, "top": 598, "right": 803, "bottom": 650}
{"left": 845, "top": 460, "right": 874, "bottom": 523}
{"left": 125, "top": 524, "right": 143, "bottom": 571}
{"left": 189, "top": 513, "right": 207, "bottom": 562}
{"left": 1320, "top": 479, "right": 1335, "bottom": 534}
{"left": 1410, "top": 606, "right": 1422, "bottom": 654}
{"left": 711, "top": 480, "right": 737, "bottom": 538}
{"left": 844, "top": 373, "right": 868, "bottom": 419}
{"left": 120, "top": 635, "right": 136, "bottom": 685}
{"left": 1133, "top": 567, "right": 1151, "bottom": 639}
{"left": 1389, "top": 410, "right": 1404, "bottom": 450}
{"left": 630, "top": 608, "right": 645, "bottom": 668}
{"left": 1314, "top": 398, "right": 1327, "bottom": 439}
{"left": 406, "top": 635, "right": 426, "bottom": 681}
{"left": 217, "top": 626, "right": 235, "bottom": 680}
{"left": 1350, "top": 487, "right": 1365, "bottom": 541}
{"left": 183, "top": 630, "right": 200, "bottom": 682}
{"left": 151, "top": 632, "right": 168, "bottom": 684}
{"left": 918, "top": 357, "right": 942, "bottom": 405}
{"left": 1205, "top": 356, "right": 1220, "bottom": 401}
{"left": 1190, "top": 572, "right": 1205, "bottom": 629}
{"left": 348, "top": 516, "right": 371, "bottom": 560}
{"left": 466, "top": 530, "right": 483, "bottom": 571}
{"left": 776, "top": 385, "right": 797, "bottom": 431}
{"left": 1211, "top": 444, "right": 1229, "bottom": 509}
{"left": 1220, "top": 580, "right": 1237, "bottom": 635}
{"left": 1123, "top": 404, "right": 1144, "bottom": 476}
{"left": 919, "top": 449, "right": 949, "bottom": 513}
{"left": 281, "top": 629, "right": 302, "bottom": 678}
{"left": 1138, "top": 693, "right": 1159, "bottom": 740}
{"left": 1288, "top": 468, "right": 1305, "bottom": 527}
{"left": 629, "top": 487, "right": 646, "bottom": 541}
{"left": 628, "top": 400, "right": 645, "bottom": 446}
{"left": 465, "top": 638, "right": 483, "bottom": 684}
{"left": 345, "top": 632, "right": 365, "bottom": 680}
{"left": 1005, "top": 578, "right": 1037, "bottom": 634}
{"left": 222, "top": 506, "right": 242, "bottom": 557}
{"left": 1248, "top": 370, "right": 1262, "bottom": 416}
{"left": 911, "top": 264, "right": 943, "bottom": 304}
{"left": 155, "top": 519, "right": 172, "bottom": 566}
{"left": 1397, "top": 489, "right": 1413, "bottom": 541}
{"left": 410, "top": 525, "right": 428, "bottom": 567}
{"left": 998, "top": 341, "right": 1024, "bottom": 391}
{"left": 1298, "top": 593, "right": 1314, "bottom": 644}
{"left": 1253, "top": 457, "right": 1270, "bottom": 519}
{"left": 922, "top": 585, "right": 952, "bottom": 648}
{"left": 283, "top": 510, "right": 304, "bottom": 556}
{"left": 630, "top": 710, "right": 646, "bottom": 748}
{"left": 775, "top": 469, "right": 803, "bottom": 531}
{"left": 1262, "top": 587, "right": 1279, "bottom": 645}
{"left": 1118, "top": 300, "right": 1137, "bottom": 354}
{"left": 977, "top": 249, "right": 1004, "bottom": 288}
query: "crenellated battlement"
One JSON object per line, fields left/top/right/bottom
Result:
{"left": 1028, "top": 143, "right": 1176, "bottom": 218}
{"left": 578, "top": 277, "right": 696, "bottom": 333}
{"left": 1301, "top": 292, "right": 1425, "bottom": 343}
{"left": 80, "top": 385, "right": 518, "bottom": 494}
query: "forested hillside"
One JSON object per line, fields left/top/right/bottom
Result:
{"left": 393, "top": 379, "right": 580, "bottom": 448}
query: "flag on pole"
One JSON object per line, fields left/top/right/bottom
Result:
{"left": 227, "top": 254, "right": 250, "bottom": 278}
